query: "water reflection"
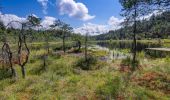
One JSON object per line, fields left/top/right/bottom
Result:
{"left": 97, "top": 41, "right": 162, "bottom": 52}
{"left": 90, "top": 45, "right": 131, "bottom": 61}
{"left": 97, "top": 41, "right": 170, "bottom": 58}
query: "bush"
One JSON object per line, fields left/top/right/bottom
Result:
{"left": 0, "top": 69, "right": 11, "bottom": 80}
{"left": 29, "top": 59, "right": 36, "bottom": 63}
{"left": 121, "top": 57, "right": 140, "bottom": 71}
{"left": 137, "top": 51, "right": 145, "bottom": 59}
{"left": 50, "top": 53, "right": 61, "bottom": 59}
{"left": 121, "top": 57, "right": 131, "bottom": 66}
{"left": 75, "top": 55, "right": 97, "bottom": 70}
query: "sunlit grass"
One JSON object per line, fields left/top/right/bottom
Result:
{"left": 0, "top": 42, "right": 170, "bottom": 99}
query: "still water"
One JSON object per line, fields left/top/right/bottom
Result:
{"left": 96, "top": 41, "right": 170, "bottom": 58}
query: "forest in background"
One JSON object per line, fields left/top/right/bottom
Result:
{"left": 94, "top": 11, "right": 170, "bottom": 40}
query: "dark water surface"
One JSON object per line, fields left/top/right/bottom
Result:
{"left": 96, "top": 41, "right": 170, "bottom": 58}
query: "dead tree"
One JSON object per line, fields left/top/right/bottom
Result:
{"left": 2, "top": 15, "right": 40, "bottom": 78}
{"left": 42, "top": 30, "right": 49, "bottom": 71}
{"left": 18, "top": 24, "right": 30, "bottom": 78}
{"left": 81, "top": 28, "right": 89, "bottom": 62}
{"left": 2, "top": 40, "right": 16, "bottom": 78}
{"left": 1, "top": 23, "right": 18, "bottom": 78}
{"left": 6, "top": 21, "right": 30, "bottom": 78}
{"left": 18, "top": 15, "right": 40, "bottom": 78}
{"left": 85, "top": 31, "right": 88, "bottom": 62}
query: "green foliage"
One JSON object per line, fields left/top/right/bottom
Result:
{"left": 121, "top": 57, "right": 140, "bottom": 70}
{"left": 137, "top": 51, "right": 145, "bottom": 59}
{"left": 0, "top": 69, "right": 11, "bottom": 80}
{"left": 75, "top": 55, "right": 97, "bottom": 70}
{"left": 121, "top": 57, "right": 132, "bottom": 66}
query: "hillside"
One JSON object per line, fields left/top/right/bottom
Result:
{"left": 94, "top": 11, "right": 170, "bottom": 40}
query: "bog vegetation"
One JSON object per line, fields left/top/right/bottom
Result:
{"left": 0, "top": 0, "right": 170, "bottom": 100}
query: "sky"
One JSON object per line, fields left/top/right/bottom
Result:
{"left": 0, "top": 0, "right": 124, "bottom": 35}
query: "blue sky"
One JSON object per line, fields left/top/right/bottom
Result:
{"left": 0, "top": 0, "right": 124, "bottom": 35}
{"left": 1, "top": 0, "right": 122, "bottom": 27}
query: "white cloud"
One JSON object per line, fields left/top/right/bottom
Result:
{"left": 0, "top": 13, "right": 27, "bottom": 29}
{"left": 0, "top": 13, "right": 57, "bottom": 30}
{"left": 108, "top": 16, "right": 123, "bottom": 30}
{"left": 40, "top": 16, "right": 56, "bottom": 29}
{"left": 74, "top": 16, "right": 123, "bottom": 35}
{"left": 57, "top": 0, "right": 95, "bottom": 21}
{"left": 139, "top": 10, "right": 162, "bottom": 20}
{"left": 74, "top": 23, "right": 109, "bottom": 35}
{"left": 37, "top": 0, "right": 48, "bottom": 14}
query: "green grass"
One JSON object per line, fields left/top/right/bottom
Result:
{"left": 0, "top": 42, "right": 170, "bottom": 100}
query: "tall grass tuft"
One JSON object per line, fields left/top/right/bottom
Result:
{"left": 75, "top": 55, "right": 97, "bottom": 70}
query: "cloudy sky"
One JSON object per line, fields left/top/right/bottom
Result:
{"left": 0, "top": 0, "right": 123, "bottom": 35}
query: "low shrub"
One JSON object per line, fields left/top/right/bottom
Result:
{"left": 137, "top": 51, "right": 145, "bottom": 59}
{"left": 50, "top": 53, "right": 61, "bottom": 59}
{"left": 121, "top": 57, "right": 140, "bottom": 71}
{"left": 0, "top": 68, "right": 11, "bottom": 80}
{"left": 75, "top": 55, "right": 97, "bottom": 70}
{"left": 29, "top": 59, "right": 36, "bottom": 64}
{"left": 121, "top": 57, "right": 131, "bottom": 66}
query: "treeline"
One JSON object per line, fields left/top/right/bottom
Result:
{"left": 0, "top": 24, "right": 82, "bottom": 43}
{"left": 94, "top": 11, "right": 170, "bottom": 40}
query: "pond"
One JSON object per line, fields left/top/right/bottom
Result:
{"left": 96, "top": 41, "right": 170, "bottom": 58}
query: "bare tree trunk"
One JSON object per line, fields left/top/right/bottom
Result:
{"left": 46, "top": 37, "right": 50, "bottom": 54}
{"left": 47, "top": 44, "right": 50, "bottom": 54}
{"left": 78, "top": 40, "right": 81, "bottom": 51}
{"left": 9, "top": 52, "right": 16, "bottom": 78}
{"left": 10, "top": 66, "right": 17, "bottom": 78}
{"left": 132, "top": 6, "right": 137, "bottom": 68}
{"left": 85, "top": 33, "right": 88, "bottom": 61}
{"left": 42, "top": 31, "right": 48, "bottom": 70}
{"left": 43, "top": 54, "right": 47, "bottom": 71}
{"left": 18, "top": 27, "right": 30, "bottom": 78}
{"left": 21, "top": 65, "right": 25, "bottom": 78}
{"left": 63, "top": 31, "right": 66, "bottom": 53}
{"left": 43, "top": 56, "right": 46, "bottom": 69}
{"left": 2, "top": 38, "right": 17, "bottom": 78}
